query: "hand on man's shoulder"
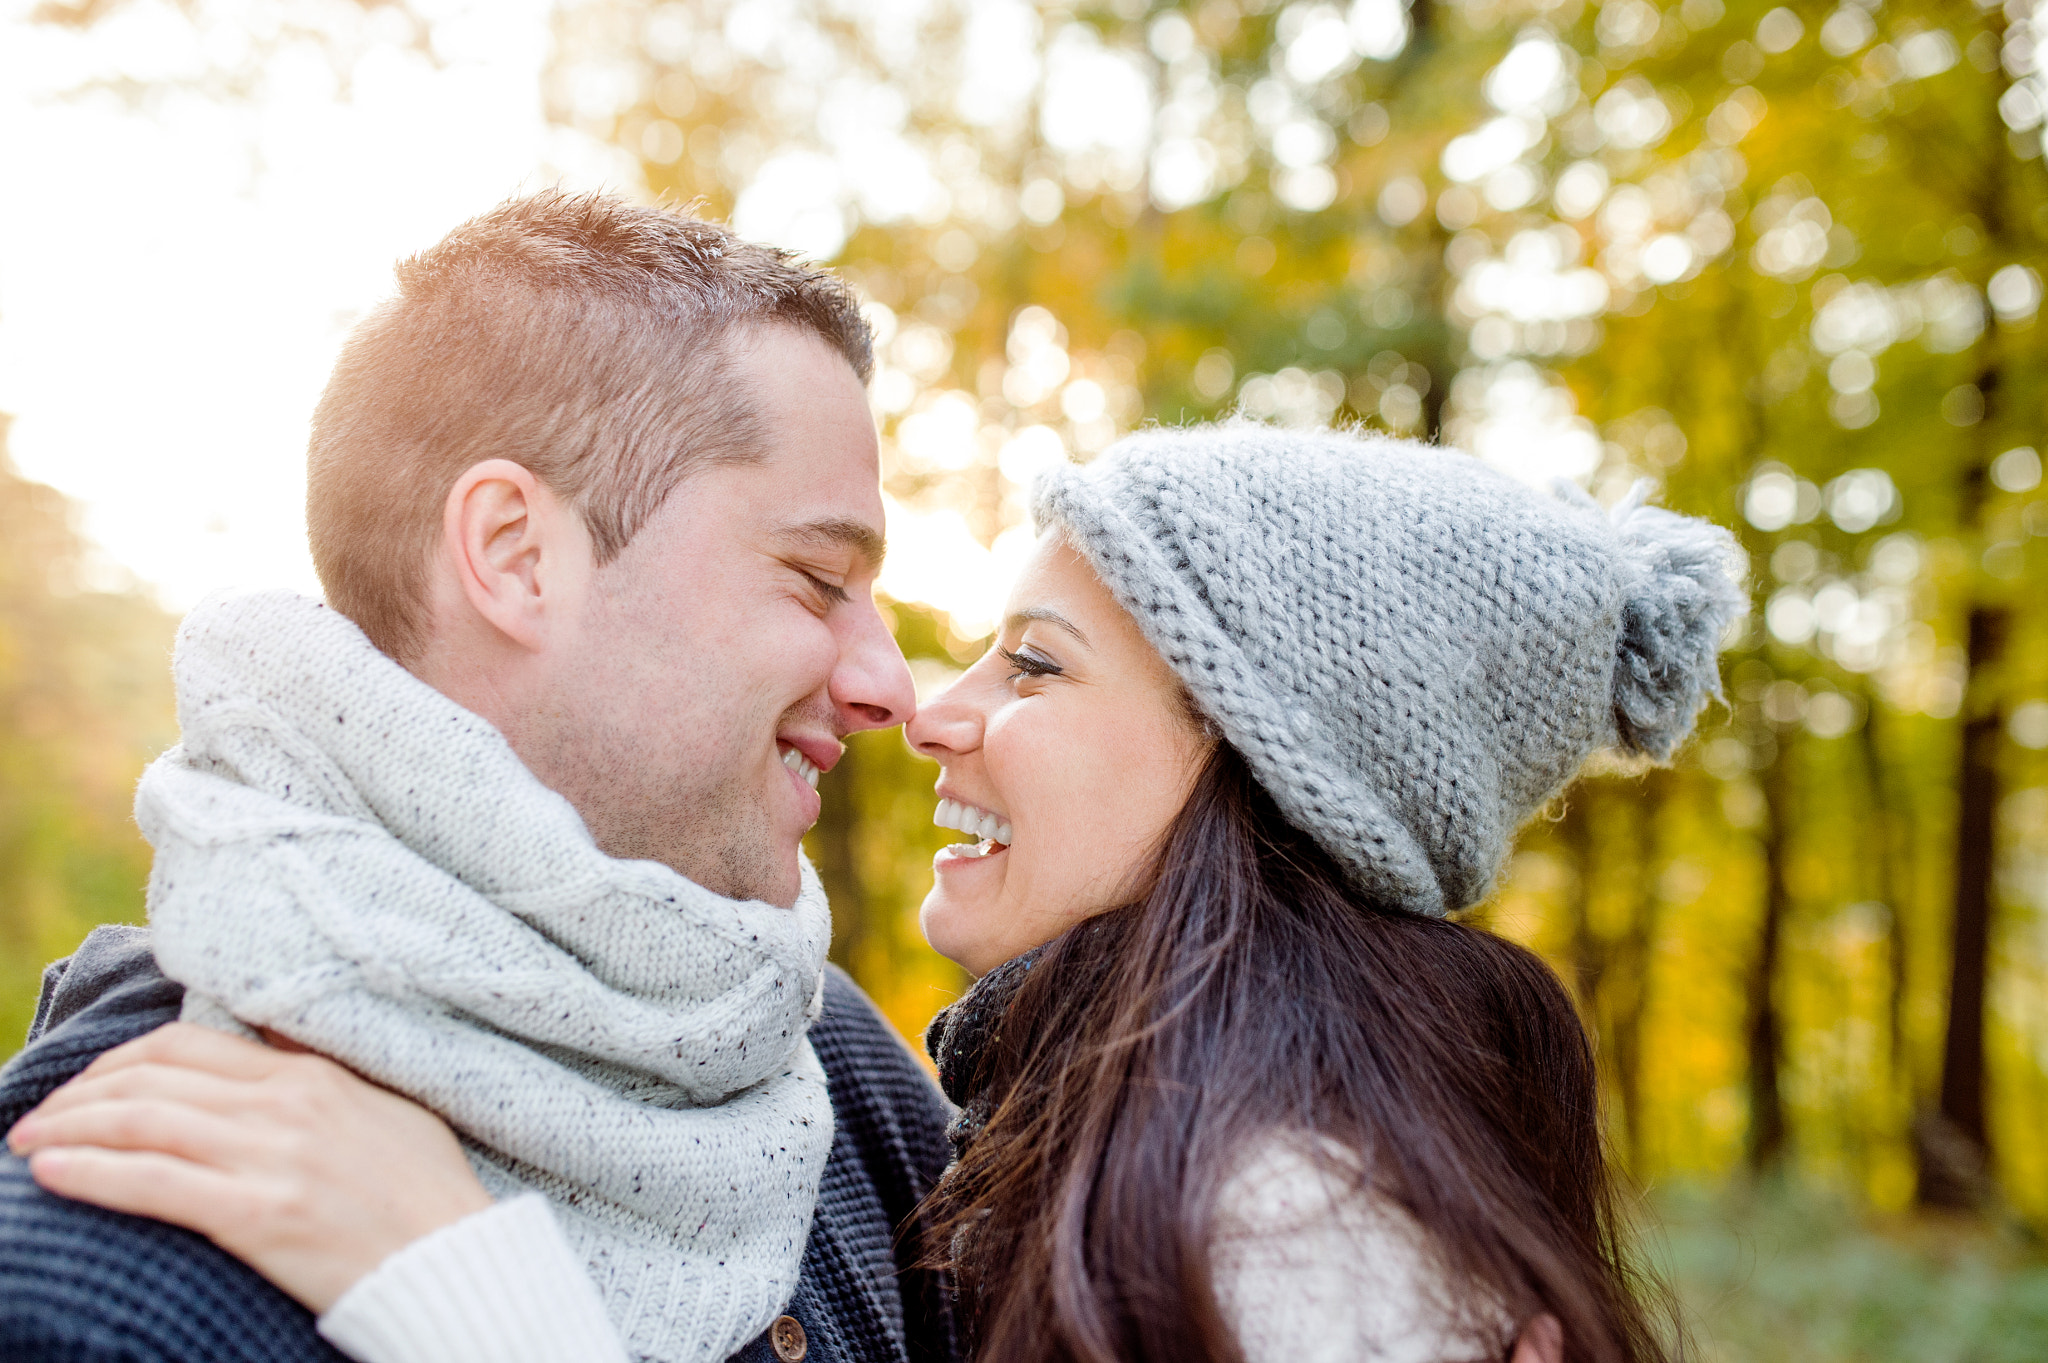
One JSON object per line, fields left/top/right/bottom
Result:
{"left": 0, "top": 931, "right": 958, "bottom": 1363}
{"left": 0, "top": 926, "right": 349, "bottom": 1363}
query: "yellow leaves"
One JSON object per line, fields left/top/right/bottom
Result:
{"left": 0, "top": 449, "right": 172, "bottom": 1054}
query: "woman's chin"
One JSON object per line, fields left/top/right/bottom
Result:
{"left": 919, "top": 891, "right": 984, "bottom": 975}
{"left": 924, "top": 889, "right": 1039, "bottom": 980}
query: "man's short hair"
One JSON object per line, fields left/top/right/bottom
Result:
{"left": 307, "top": 190, "right": 874, "bottom": 661}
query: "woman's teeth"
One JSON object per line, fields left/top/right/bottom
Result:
{"left": 781, "top": 746, "right": 821, "bottom": 790}
{"left": 934, "top": 797, "right": 1012, "bottom": 847}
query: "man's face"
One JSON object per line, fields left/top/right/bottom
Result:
{"left": 523, "top": 325, "right": 913, "bottom": 906}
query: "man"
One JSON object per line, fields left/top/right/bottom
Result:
{"left": 0, "top": 191, "right": 955, "bottom": 1363}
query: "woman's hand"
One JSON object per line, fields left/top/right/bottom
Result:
{"left": 5, "top": 1021, "right": 493, "bottom": 1313}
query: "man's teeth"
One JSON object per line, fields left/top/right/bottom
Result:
{"left": 780, "top": 746, "right": 821, "bottom": 790}
{"left": 933, "top": 797, "right": 1012, "bottom": 846}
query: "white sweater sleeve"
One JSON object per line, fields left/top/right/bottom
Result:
{"left": 317, "top": 1194, "right": 628, "bottom": 1363}
{"left": 1210, "top": 1134, "right": 1513, "bottom": 1363}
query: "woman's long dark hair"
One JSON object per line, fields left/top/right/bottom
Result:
{"left": 923, "top": 742, "right": 1676, "bottom": 1363}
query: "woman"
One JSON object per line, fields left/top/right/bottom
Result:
{"left": 12, "top": 422, "right": 1741, "bottom": 1363}
{"left": 904, "top": 422, "right": 1736, "bottom": 1363}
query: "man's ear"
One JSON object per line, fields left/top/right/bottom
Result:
{"left": 441, "top": 460, "right": 591, "bottom": 653}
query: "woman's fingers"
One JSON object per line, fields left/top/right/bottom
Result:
{"left": 24, "top": 1144, "right": 261, "bottom": 1231}
{"left": 13, "top": 1023, "right": 390, "bottom": 1153}
{"left": 10, "top": 1095, "right": 267, "bottom": 1169}
{"left": 8, "top": 1021, "right": 496, "bottom": 1316}
{"left": 15, "top": 1061, "right": 279, "bottom": 1130}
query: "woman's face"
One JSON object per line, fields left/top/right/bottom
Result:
{"left": 906, "top": 532, "right": 1213, "bottom": 976}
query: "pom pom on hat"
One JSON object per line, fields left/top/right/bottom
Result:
{"left": 1602, "top": 481, "right": 1748, "bottom": 760}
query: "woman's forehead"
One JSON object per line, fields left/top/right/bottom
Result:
{"left": 1003, "top": 535, "right": 1107, "bottom": 632}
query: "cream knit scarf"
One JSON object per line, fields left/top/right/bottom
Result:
{"left": 138, "top": 591, "right": 835, "bottom": 1363}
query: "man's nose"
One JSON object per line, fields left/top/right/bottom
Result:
{"left": 833, "top": 602, "right": 916, "bottom": 733}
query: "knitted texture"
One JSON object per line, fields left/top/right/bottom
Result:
{"left": 1212, "top": 1134, "right": 1510, "bottom": 1363}
{"left": 0, "top": 929, "right": 960, "bottom": 1363}
{"left": 922, "top": 945, "right": 1043, "bottom": 1159}
{"left": 1033, "top": 424, "right": 1746, "bottom": 916}
{"left": 139, "top": 590, "right": 835, "bottom": 1363}
{"left": 0, "top": 927, "right": 351, "bottom": 1363}
{"left": 318, "top": 1193, "right": 623, "bottom": 1363}
{"left": 746, "top": 969, "right": 959, "bottom": 1363}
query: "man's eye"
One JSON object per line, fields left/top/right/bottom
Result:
{"left": 999, "top": 647, "right": 1062, "bottom": 679}
{"left": 800, "top": 570, "right": 851, "bottom": 606}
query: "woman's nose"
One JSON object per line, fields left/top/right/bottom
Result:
{"left": 905, "top": 675, "right": 983, "bottom": 759}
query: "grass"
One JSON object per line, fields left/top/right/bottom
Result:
{"left": 1648, "top": 1182, "right": 2048, "bottom": 1363}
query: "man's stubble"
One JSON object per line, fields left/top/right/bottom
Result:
{"left": 539, "top": 687, "right": 835, "bottom": 908}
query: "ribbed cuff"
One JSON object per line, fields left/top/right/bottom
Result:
{"left": 317, "top": 1194, "right": 626, "bottom": 1363}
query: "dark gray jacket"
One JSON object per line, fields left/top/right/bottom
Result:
{"left": 0, "top": 927, "right": 957, "bottom": 1363}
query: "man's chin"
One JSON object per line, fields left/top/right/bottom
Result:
{"left": 633, "top": 797, "right": 806, "bottom": 905}
{"left": 686, "top": 841, "right": 804, "bottom": 908}
{"left": 748, "top": 855, "right": 805, "bottom": 910}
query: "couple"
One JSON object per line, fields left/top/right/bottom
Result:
{"left": 0, "top": 191, "right": 1741, "bottom": 1363}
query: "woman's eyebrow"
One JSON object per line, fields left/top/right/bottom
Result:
{"left": 1006, "top": 607, "right": 1089, "bottom": 647}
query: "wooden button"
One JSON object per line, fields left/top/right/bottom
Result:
{"left": 769, "top": 1314, "right": 808, "bottom": 1362}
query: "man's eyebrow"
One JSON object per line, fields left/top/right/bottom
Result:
{"left": 772, "top": 518, "right": 886, "bottom": 572}
{"left": 1006, "top": 607, "right": 1090, "bottom": 646}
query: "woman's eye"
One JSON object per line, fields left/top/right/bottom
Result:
{"left": 999, "top": 647, "right": 1062, "bottom": 680}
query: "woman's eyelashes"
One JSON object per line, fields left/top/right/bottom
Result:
{"left": 999, "top": 646, "right": 1064, "bottom": 680}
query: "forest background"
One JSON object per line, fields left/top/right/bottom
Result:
{"left": 6, "top": 0, "right": 2048, "bottom": 1355}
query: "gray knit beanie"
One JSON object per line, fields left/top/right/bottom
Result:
{"left": 1030, "top": 422, "right": 1746, "bottom": 918}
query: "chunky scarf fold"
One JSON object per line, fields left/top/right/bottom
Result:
{"left": 139, "top": 591, "right": 835, "bottom": 1363}
{"left": 922, "top": 946, "right": 1045, "bottom": 1161}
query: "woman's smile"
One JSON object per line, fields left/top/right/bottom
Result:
{"left": 932, "top": 795, "right": 1012, "bottom": 868}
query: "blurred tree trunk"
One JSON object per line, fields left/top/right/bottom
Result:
{"left": 1608, "top": 772, "right": 1668, "bottom": 1171}
{"left": 1918, "top": 46, "right": 2033, "bottom": 1200}
{"left": 1392, "top": 0, "right": 1453, "bottom": 440}
{"left": 1856, "top": 694, "right": 1913, "bottom": 1112}
{"left": 1727, "top": 268, "right": 1790, "bottom": 1176}
{"left": 1747, "top": 735, "right": 1792, "bottom": 1172}
{"left": 1559, "top": 775, "right": 1664, "bottom": 1169}
{"left": 1560, "top": 785, "right": 1605, "bottom": 1015}
{"left": 1921, "top": 601, "right": 2007, "bottom": 1208}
